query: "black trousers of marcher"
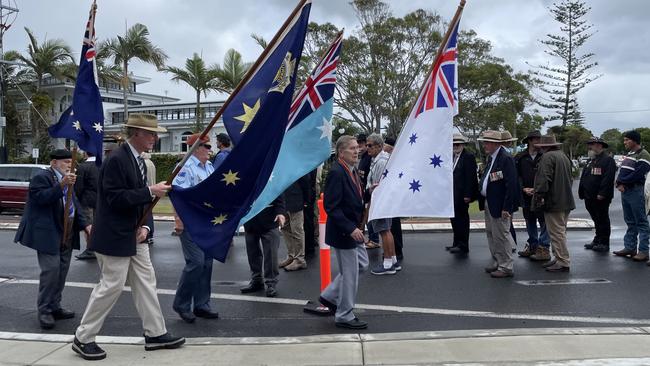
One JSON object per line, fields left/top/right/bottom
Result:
{"left": 391, "top": 217, "right": 404, "bottom": 259}
{"left": 584, "top": 198, "right": 611, "bottom": 245}
{"left": 450, "top": 201, "right": 470, "bottom": 251}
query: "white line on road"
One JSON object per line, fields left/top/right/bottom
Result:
{"left": 516, "top": 278, "right": 612, "bottom": 286}
{"left": 6, "top": 279, "right": 650, "bottom": 325}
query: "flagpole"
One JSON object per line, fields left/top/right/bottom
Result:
{"left": 61, "top": 145, "right": 78, "bottom": 247}
{"left": 137, "top": 0, "right": 309, "bottom": 227}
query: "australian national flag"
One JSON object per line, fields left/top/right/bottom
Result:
{"left": 242, "top": 31, "right": 343, "bottom": 224}
{"left": 368, "top": 12, "right": 462, "bottom": 221}
{"left": 48, "top": 1, "right": 104, "bottom": 165}
{"left": 169, "top": 1, "right": 311, "bottom": 262}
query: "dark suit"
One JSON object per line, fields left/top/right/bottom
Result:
{"left": 74, "top": 160, "right": 99, "bottom": 210}
{"left": 578, "top": 151, "right": 616, "bottom": 246}
{"left": 14, "top": 168, "right": 89, "bottom": 315}
{"left": 320, "top": 160, "right": 368, "bottom": 323}
{"left": 244, "top": 196, "right": 285, "bottom": 287}
{"left": 450, "top": 149, "right": 478, "bottom": 251}
{"left": 90, "top": 143, "right": 153, "bottom": 257}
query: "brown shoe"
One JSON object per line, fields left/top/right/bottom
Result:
{"left": 545, "top": 263, "right": 570, "bottom": 272}
{"left": 613, "top": 248, "right": 636, "bottom": 257}
{"left": 517, "top": 244, "right": 534, "bottom": 258}
{"left": 284, "top": 259, "right": 307, "bottom": 271}
{"left": 279, "top": 257, "right": 294, "bottom": 268}
{"left": 632, "top": 252, "right": 649, "bottom": 262}
{"left": 490, "top": 270, "right": 514, "bottom": 278}
{"left": 530, "top": 247, "right": 551, "bottom": 261}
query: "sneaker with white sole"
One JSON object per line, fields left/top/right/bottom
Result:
{"left": 371, "top": 264, "right": 396, "bottom": 275}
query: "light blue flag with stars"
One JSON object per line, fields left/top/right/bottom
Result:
{"left": 241, "top": 32, "right": 343, "bottom": 224}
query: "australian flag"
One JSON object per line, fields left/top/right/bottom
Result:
{"left": 48, "top": 1, "right": 104, "bottom": 165}
{"left": 169, "top": 1, "right": 311, "bottom": 262}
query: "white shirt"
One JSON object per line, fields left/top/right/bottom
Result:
{"left": 480, "top": 146, "right": 502, "bottom": 197}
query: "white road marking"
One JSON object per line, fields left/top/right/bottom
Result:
{"left": 516, "top": 278, "right": 612, "bottom": 286}
{"left": 5, "top": 279, "right": 650, "bottom": 325}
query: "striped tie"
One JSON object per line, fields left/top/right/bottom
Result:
{"left": 138, "top": 156, "right": 148, "bottom": 185}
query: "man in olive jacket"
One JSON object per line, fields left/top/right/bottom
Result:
{"left": 15, "top": 149, "right": 91, "bottom": 330}
{"left": 532, "top": 135, "right": 576, "bottom": 272}
{"left": 578, "top": 137, "right": 616, "bottom": 252}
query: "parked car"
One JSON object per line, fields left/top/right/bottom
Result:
{"left": 613, "top": 155, "right": 626, "bottom": 168}
{"left": 0, "top": 164, "right": 49, "bottom": 212}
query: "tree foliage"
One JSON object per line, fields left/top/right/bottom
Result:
{"left": 529, "top": 0, "right": 601, "bottom": 127}
{"left": 548, "top": 124, "right": 593, "bottom": 159}
{"left": 600, "top": 128, "right": 624, "bottom": 154}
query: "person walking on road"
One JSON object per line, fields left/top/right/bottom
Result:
{"left": 531, "top": 135, "right": 576, "bottom": 272}
{"left": 613, "top": 130, "right": 650, "bottom": 262}
{"left": 578, "top": 137, "right": 616, "bottom": 253}
{"left": 72, "top": 114, "right": 184, "bottom": 361}
{"left": 74, "top": 152, "right": 99, "bottom": 260}
{"left": 15, "top": 149, "right": 91, "bottom": 330}
{"left": 447, "top": 133, "right": 478, "bottom": 255}
{"left": 477, "top": 130, "right": 519, "bottom": 278}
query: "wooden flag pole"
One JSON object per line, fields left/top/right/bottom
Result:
{"left": 137, "top": 0, "right": 309, "bottom": 227}
{"left": 61, "top": 145, "right": 78, "bottom": 247}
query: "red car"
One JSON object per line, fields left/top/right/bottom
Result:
{"left": 0, "top": 164, "right": 50, "bottom": 212}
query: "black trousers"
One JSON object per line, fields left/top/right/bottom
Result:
{"left": 584, "top": 198, "right": 611, "bottom": 245}
{"left": 304, "top": 202, "right": 317, "bottom": 256}
{"left": 391, "top": 217, "right": 404, "bottom": 259}
{"left": 450, "top": 201, "right": 470, "bottom": 251}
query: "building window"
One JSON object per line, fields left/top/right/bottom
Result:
{"left": 180, "top": 131, "right": 193, "bottom": 152}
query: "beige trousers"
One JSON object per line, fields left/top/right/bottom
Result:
{"left": 484, "top": 202, "right": 515, "bottom": 272}
{"left": 544, "top": 210, "right": 571, "bottom": 267}
{"left": 281, "top": 210, "right": 306, "bottom": 262}
{"left": 75, "top": 244, "right": 166, "bottom": 343}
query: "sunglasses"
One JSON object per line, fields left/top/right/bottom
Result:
{"left": 200, "top": 143, "right": 212, "bottom": 150}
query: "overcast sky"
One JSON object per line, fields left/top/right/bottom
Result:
{"left": 3, "top": 0, "right": 648, "bottom": 136}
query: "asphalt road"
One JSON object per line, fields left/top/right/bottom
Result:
{"left": 2, "top": 181, "right": 649, "bottom": 339}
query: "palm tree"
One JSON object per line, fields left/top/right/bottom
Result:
{"left": 163, "top": 53, "right": 220, "bottom": 131}
{"left": 212, "top": 49, "right": 251, "bottom": 93}
{"left": 103, "top": 23, "right": 168, "bottom": 118}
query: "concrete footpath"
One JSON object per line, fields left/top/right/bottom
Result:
{"left": 2, "top": 327, "right": 650, "bottom": 365}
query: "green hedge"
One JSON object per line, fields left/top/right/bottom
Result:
{"left": 150, "top": 153, "right": 183, "bottom": 183}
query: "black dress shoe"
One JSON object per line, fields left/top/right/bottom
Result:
{"left": 449, "top": 246, "right": 468, "bottom": 254}
{"left": 240, "top": 282, "right": 264, "bottom": 294}
{"left": 175, "top": 310, "right": 196, "bottom": 323}
{"left": 318, "top": 296, "right": 337, "bottom": 314}
{"left": 592, "top": 244, "right": 610, "bottom": 253}
{"left": 265, "top": 286, "right": 277, "bottom": 297}
{"left": 72, "top": 336, "right": 106, "bottom": 360}
{"left": 193, "top": 308, "right": 219, "bottom": 319}
{"left": 584, "top": 242, "right": 596, "bottom": 250}
{"left": 335, "top": 317, "right": 368, "bottom": 330}
{"left": 75, "top": 249, "right": 96, "bottom": 260}
{"left": 39, "top": 313, "right": 55, "bottom": 329}
{"left": 445, "top": 245, "right": 456, "bottom": 251}
{"left": 52, "top": 308, "right": 75, "bottom": 320}
{"left": 144, "top": 332, "right": 185, "bottom": 351}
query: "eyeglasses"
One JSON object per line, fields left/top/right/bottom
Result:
{"left": 200, "top": 144, "right": 212, "bottom": 150}
{"left": 366, "top": 144, "right": 375, "bottom": 148}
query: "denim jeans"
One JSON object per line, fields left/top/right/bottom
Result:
{"left": 622, "top": 186, "right": 650, "bottom": 253}
{"left": 173, "top": 231, "right": 214, "bottom": 313}
{"left": 523, "top": 206, "right": 550, "bottom": 249}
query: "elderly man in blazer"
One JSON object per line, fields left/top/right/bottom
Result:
{"left": 477, "top": 130, "right": 520, "bottom": 278}
{"left": 73, "top": 114, "right": 184, "bottom": 361}
{"left": 447, "top": 133, "right": 479, "bottom": 254}
{"left": 15, "top": 149, "right": 91, "bottom": 330}
{"left": 316, "top": 135, "right": 369, "bottom": 330}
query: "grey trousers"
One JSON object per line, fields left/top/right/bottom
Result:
{"left": 245, "top": 228, "right": 280, "bottom": 286}
{"left": 484, "top": 202, "right": 515, "bottom": 272}
{"left": 321, "top": 243, "right": 369, "bottom": 322}
{"left": 37, "top": 247, "right": 72, "bottom": 314}
{"left": 281, "top": 210, "right": 306, "bottom": 262}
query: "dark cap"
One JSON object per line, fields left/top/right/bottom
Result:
{"left": 623, "top": 130, "right": 641, "bottom": 145}
{"left": 586, "top": 136, "right": 609, "bottom": 148}
{"left": 216, "top": 133, "right": 231, "bottom": 146}
{"left": 50, "top": 149, "right": 72, "bottom": 160}
{"left": 356, "top": 133, "right": 367, "bottom": 142}
{"left": 522, "top": 130, "right": 542, "bottom": 144}
{"left": 384, "top": 137, "right": 396, "bottom": 146}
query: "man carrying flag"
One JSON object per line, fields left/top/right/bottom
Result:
{"left": 48, "top": 0, "right": 104, "bottom": 165}
{"left": 368, "top": 2, "right": 465, "bottom": 223}
{"left": 169, "top": 0, "right": 311, "bottom": 263}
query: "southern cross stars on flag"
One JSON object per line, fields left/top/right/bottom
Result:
{"left": 48, "top": 1, "right": 105, "bottom": 165}
{"left": 368, "top": 14, "right": 462, "bottom": 221}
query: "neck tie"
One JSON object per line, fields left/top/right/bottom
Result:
{"left": 138, "top": 156, "right": 148, "bottom": 185}
{"left": 481, "top": 156, "right": 493, "bottom": 185}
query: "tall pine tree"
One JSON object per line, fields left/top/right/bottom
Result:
{"left": 529, "top": 0, "right": 600, "bottom": 127}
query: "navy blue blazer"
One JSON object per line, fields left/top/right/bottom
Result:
{"left": 90, "top": 143, "right": 154, "bottom": 257}
{"left": 478, "top": 147, "right": 520, "bottom": 218}
{"left": 14, "top": 168, "right": 89, "bottom": 255}
{"left": 324, "top": 160, "right": 364, "bottom": 249}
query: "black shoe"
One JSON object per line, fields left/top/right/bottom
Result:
{"left": 449, "top": 246, "right": 468, "bottom": 254}
{"left": 318, "top": 296, "right": 337, "bottom": 314}
{"left": 445, "top": 244, "right": 456, "bottom": 251}
{"left": 174, "top": 309, "right": 196, "bottom": 323}
{"left": 38, "top": 313, "right": 55, "bottom": 329}
{"left": 72, "top": 336, "right": 106, "bottom": 361}
{"left": 592, "top": 244, "right": 610, "bottom": 253}
{"left": 144, "top": 332, "right": 185, "bottom": 351}
{"left": 584, "top": 242, "right": 596, "bottom": 250}
{"left": 335, "top": 317, "right": 368, "bottom": 330}
{"left": 75, "top": 249, "right": 96, "bottom": 260}
{"left": 193, "top": 308, "right": 219, "bottom": 319}
{"left": 240, "top": 282, "right": 264, "bottom": 294}
{"left": 265, "top": 286, "right": 277, "bottom": 298}
{"left": 52, "top": 308, "right": 75, "bottom": 320}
